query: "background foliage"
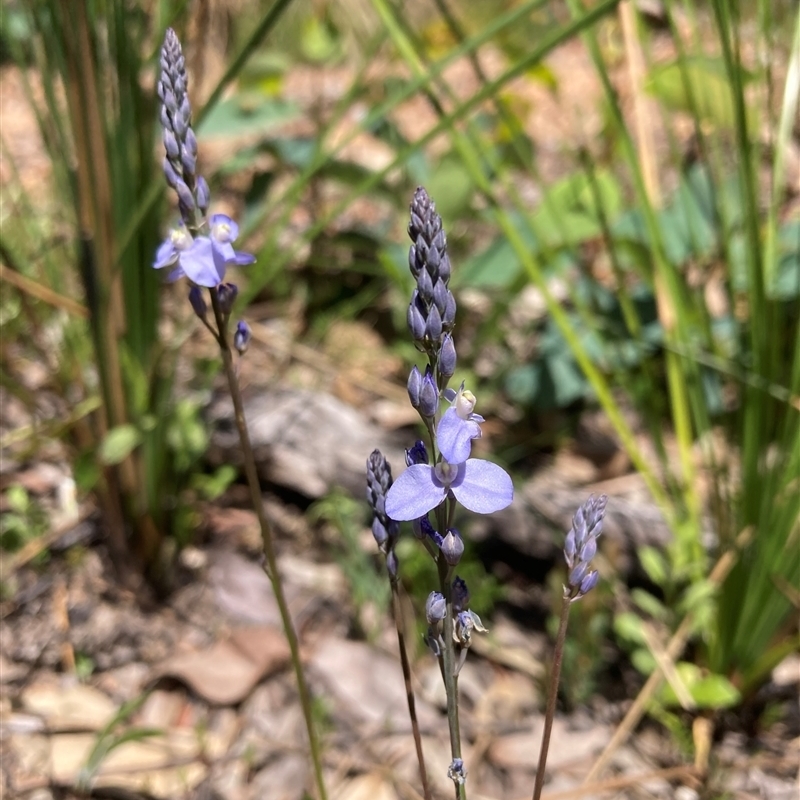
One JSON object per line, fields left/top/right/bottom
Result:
{"left": 1, "top": 0, "right": 798, "bottom": 744}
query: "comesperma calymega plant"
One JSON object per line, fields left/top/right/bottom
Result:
{"left": 366, "top": 188, "right": 608, "bottom": 800}
{"left": 154, "top": 26, "right": 610, "bottom": 800}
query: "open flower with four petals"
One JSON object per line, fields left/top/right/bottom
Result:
{"left": 153, "top": 214, "right": 255, "bottom": 287}
{"left": 385, "top": 387, "right": 513, "bottom": 521}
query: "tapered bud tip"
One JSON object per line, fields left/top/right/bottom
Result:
{"left": 578, "top": 569, "right": 599, "bottom": 597}
{"left": 233, "top": 320, "right": 251, "bottom": 354}
{"left": 425, "top": 591, "right": 446, "bottom": 624}
{"left": 216, "top": 282, "right": 239, "bottom": 315}
{"left": 419, "top": 367, "right": 439, "bottom": 418}
{"left": 385, "top": 550, "right": 399, "bottom": 581}
{"left": 405, "top": 440, "right": 429, "bottom": 466}
{"left": 195, "top": 176, "right": 210, "bottom": 212}
{"left": 407, "top": 365, "right": 422, "bottom": 409}
{"left": 439, "top": 333, "right": 456, "bottom": 378}
{"left": 451, "top": 575, "right": 470, "bottom": 611}
{"left": 441, "top": 528, "right": 464, "bottom": 566}
{"left": 188, "top": 285, "right": 207, "bottom": 319}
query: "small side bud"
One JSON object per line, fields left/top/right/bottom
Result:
{"left": 195, "top": 176, "right": 210, "bottom": 213}
{"left": 439, "top": 333, "right": 456, "bottom": 379}
{"left": 407, "top": 365, "right": 422, "bottom": 409}
{"left": 448, "top": 758, "right": 467, "bottom": 786}
{"left": 188, "top": 285, "right": 207, "bottom": 318}
{"left": 405, "top": 440, "right": 429, "bottom": 466}
{"left": 385, "top": 550, "right": 399, "bottom": 581}
{"left": 426, "top": 591, "right": 446, "bottom": 625}
{"left": 451, "top": 575, "right": 470, "bottom": 612}
{"left": 217, "top": 282, "right": 239, "bottom": 315}
{"left": 419, "top": 367, "right": 439, "bottom": 418}
{"left": 441, "top": 528, "right": 464, "bottom": 566}
{"left": 233, "top": 321, "right": 251, "bottom": 354}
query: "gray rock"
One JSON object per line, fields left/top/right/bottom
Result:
{"left": 208, "top": 388, "right": 405, "bottom": 500}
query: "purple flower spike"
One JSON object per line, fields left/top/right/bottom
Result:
{"left": 385, "top": 458, "right": 513, "bottom": 521}
{"left": 436, "top": 385, "right": 485, "bottom": 464}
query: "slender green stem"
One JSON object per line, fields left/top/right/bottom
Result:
{"left": 436, "top": 543, "right": 466, "bottom": 800}
{"left": 390, "top": 582, "right": 432, "bottom": 800}
{"left": 532, "top": 592, "right": 571, "bottom": 800}
{"left": 209, "top": 289, "right": 327, "bottom": 800}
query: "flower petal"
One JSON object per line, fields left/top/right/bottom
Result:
{"left": 210, "top": 213, "right": 238, "bottom": 242}
{"left": 437, "top": 407, "right": 481, "bottom": 464}
{"left": 167, "top": 265, "right": 186, "bottom": 282}
{"left": 385, "top": 464, "right": 447, "bottom": 521}
{"left": 231, "top": 249, "right": 256, "bottom": 266}
{"left": 180, "top": 237, "right": 225, "bottom": 287}
{"left": 153, "top": 238, "right": 179, "bottom": 270}
{"left": 450, "top": 459, "right": 513, "bottom": 514}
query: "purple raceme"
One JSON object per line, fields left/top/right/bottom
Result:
{"left": 367, "top": 450, "right": 400, "bottom": 581}
{"left": 563, "top": 494, "right": 608, "bottom": 600}
{"left": 155, "top": 30, "right": 254, "bottom": 293}
{"left": 367, "top": 188, "right": 515, "bottom": 791}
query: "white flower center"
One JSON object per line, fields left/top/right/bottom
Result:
{"left": 212, "top": 220, "right": 232, "bottom": 242}
{"left": 434, "top": 460, "right": 459, "bottom": 485}
{"left": 170, "top": 227, "right": 193, "bottom": 251}
{"left": 455, "top": 389, "right": 476, "bottom": 419}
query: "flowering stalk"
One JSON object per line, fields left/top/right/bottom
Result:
{"left": 154, "top": 30, "right": 326, "bottom": 800}
{"left": 531, "top": 495, "right": 607, "bottom": 800}
{"left": 367, "top": 451, "right": 431, "bottom": 800}
{"left": 378, "top": 188, "right": 513, "bottom": 799}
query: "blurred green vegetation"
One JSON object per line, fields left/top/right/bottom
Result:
{"left": 1, "top": 0, "right": 797, "bottom": 748}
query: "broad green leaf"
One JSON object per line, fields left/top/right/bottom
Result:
{"left": 631, "top": 647, "right": 657, "bottom": 675}
{"left": 99, "top": 425, "right": 141, "bottom": 465}
{"left": 459, "top": 236, "right": 523, "bottom": 289}
{"left": 639, "top": 545, "right": 669, "bottom": 586}
{"left": 425, "top": 155, "right": 474, "bottom": 222}
{"left": 614, "top": 611, "right": 647, "bottom": 646}
{"left": 689, "top": 674, "right": 741, "bottom": 709}
{"left": 198, "top": 96, "right": 300, "bottom": 137}
{"left": 505, "top": 363, "right": 542, "bottom": 405}
{"left": 659, "top": 663, "right": 741, "bottom": 709}
{"left": 631, "top": 588, "right": 670, "bottom": 621}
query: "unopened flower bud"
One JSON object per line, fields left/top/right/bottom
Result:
{"left": 217, "top": 282, "right": 239, "bottom": 315}
{"left": 385, "top": 550, "right": 399, "bottom": 581}
{"left": 419, "top": 367, "right": 439, "bottom": 418}
{"left": 408, "top": 293, "right": 426, "bottom": 341}
{"left": 448, "top": 758, "right": 467, "bottom": 786}
{"left": 195, "top": 176, "right": 210, "bottom": 213}
{"left": 426, "top": 591, "right": 446, "bottom": 624}
{"left": 425, "top": 304, "right": 443, "bottom": 342}
{"left": 233, "top": 320, "right": 251, "bottom": 354}
{"left": 439, "top": 333, "right": 456, "bottom": 378}
{"left": 188, "top": 285, "right": 207, "bottom": 318}
{"left": 372, "top": 518, "right": 389, "bottom": 549}
{"left": 405, "top": 440, "right": 429, "bottom": 466}
{"left": 441, "top": 528, "right": 464, "bottom": 566}
{"left": 578, "top": 569, "right": 599, "bottom": 598}
{"left": 407, "top": 365, "right": 422, "bottom": 409}
{"left": 451, "top": 575, "right": 470, "bottom": 611}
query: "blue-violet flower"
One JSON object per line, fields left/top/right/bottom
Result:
{"left": 385, "top": 457, "right": 512, "bottom": 520}
{"left": 153, "top": 214, "right": 255, "bottom": 287}
{"left": 436, "top": 384, "right": 485, "bottom": 464}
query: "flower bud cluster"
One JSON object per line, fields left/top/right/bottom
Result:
{"left": 424, "top": 575, "right": 485, "bottom": 672}
{"left": 158, "top": 28, "right": 208, "bottom": 226}
{"left": 407, "top": 188, "right": 457, "bottom": 366}
{"left": 155, "top": 29, "right": 255, "bottom": 334}
{"left": 563, "top": 494, "right": 608, "bottom": 599}
{"left": 366, "top": 449, "right": 401, "bottom": 581}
